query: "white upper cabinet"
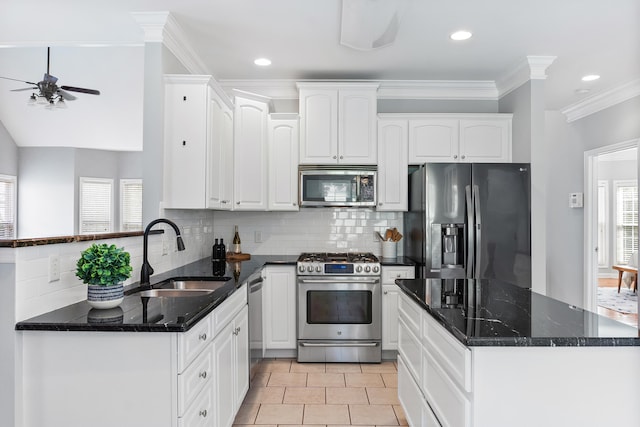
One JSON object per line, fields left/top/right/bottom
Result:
{"left": 377, "top": 119, "right": 408, "bottom": 211}
{"left": 207, "top": 93, "right": 234, "bottom": 210}
{"left": 298, "top": 83, "right": 379, "bottom": 164}
{"left": 407, "top": 114, "right": 512, "bottom": 164}
{"left": 268, "top": 114, "right": 299, "bottom": 211}
{"left": 233, "top": 93, "right": 270, "bottom": 211}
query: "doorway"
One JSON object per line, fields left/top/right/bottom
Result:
{"left": 584, "top": 140, "right": 638, "bottom": 323}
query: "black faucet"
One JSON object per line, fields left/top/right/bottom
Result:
{"left": 140, "top": 218, "right": 186, "bottom": 288}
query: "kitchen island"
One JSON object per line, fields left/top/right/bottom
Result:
{"left": 15, "top": 255, "right": 296, "bottom": 427}
{"left": 395, "top": 277, "right": 639, "bottom": 427}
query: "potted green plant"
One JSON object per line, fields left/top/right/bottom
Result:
{"left": 76, "top": 243, "right": 132, "bottom": 309}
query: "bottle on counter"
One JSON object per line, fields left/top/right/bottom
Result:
{"left": 219, "top": 238, "right": 226, "bottom": 260}
{"left": 212, "top": 238, "right": 219, "bottom": 260}
{"left": 233, "top": 225, "right": 241, "bottom": 254}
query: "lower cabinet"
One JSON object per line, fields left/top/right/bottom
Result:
{"left": 381, "top": 266, "right": 415, "bottom": 351}
{"left": 263, "top": 265, "right": 297, "bottom": 354}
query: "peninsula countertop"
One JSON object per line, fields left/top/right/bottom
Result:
{"left": 396, "top": 277, "right": 639, "bottom": 347}
{"left": 15, "top": 255, "right": 298, "bottom": 333}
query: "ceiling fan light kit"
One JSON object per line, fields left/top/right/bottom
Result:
{"left": 0, "top": 47, "right": 100, "bottom": 109}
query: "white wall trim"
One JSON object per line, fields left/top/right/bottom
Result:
{"left": 131, "top": 11, "right": 210, "bottom": 75}
{"left": 561, "top": 79, "right": 640, "bottom": 123}
{"left": 496, "top": 55, "right": 556, "bottom": 100}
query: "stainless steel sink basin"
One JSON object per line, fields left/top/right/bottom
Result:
{"left": 138, "top": 289, "right": 214, "bottom": 298}
{"left": 161, "top": 278, "right": 230, "bottom": 291}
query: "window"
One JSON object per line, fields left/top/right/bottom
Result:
{"left": 0, "top": 174, "right": 17, "bottom": 239}
{"left": 614, "top": 180, "right": 638, "bottom": 264}
{"left": 120, "top": 179, "right": 143, "bottom": 231}
{"left": 79, "top": 177, "right": 113, "bottom": 234}
{"left": 597, "top": 181, "right": 608, "bottom": 267}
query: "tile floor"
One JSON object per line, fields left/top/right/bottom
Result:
{"left": 233, "top": 359, "right": 408, "bottom": 426}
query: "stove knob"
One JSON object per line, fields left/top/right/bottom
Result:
{"left": 298, "top": 265, "right": 305, "bottom": 273}
{"left": 364, "top": 266, "right": 371, "bottom": 273}
{"left": 355, "top": 265, "right": 363, "bottom": 273}
{"left": 315, "top": 265, "right": 322, "bottom": 272}
{"left": 372, "top": 266, "right": 379, "bottom": 273}
{"left": 307, "top": 265, "right": 314, "bottom": 273}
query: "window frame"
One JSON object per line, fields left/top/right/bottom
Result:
{"left": 0, "top": 174, "right": 17, "bottom": 239}
{"left": 613, "top": 179, "right": 638, "bottom": 265}
{"left": 597, "top": 180, "right": 608, "bottom": 268}
{"left": 119, "top": 178, "right": 143, "bottom": 232}
{"left": 79, "top": 176, "right": 114, "bottom": 235}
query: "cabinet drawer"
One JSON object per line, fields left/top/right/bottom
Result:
{"left": 178, "top": 386, "right": 214, "bottom": 427}
{"left": 213, "top": 284, "right": 247, "bottom": 336}
{"left": 422, "top": 312, "right": 472, "bottom": 392}
{"left": 398, "top": 316, "right": 422, "bottom": 384}
{"left": 382, "top": 266, "right": 415, "bottom": 285}
{"left": 422, "top": 349, "right": 471, "bottom": 427}
{"left": 178, "top": 344, "right": 213, "bottom": 416}
{"left": 397, "top": 355, "right": 427, "bottom": 427}
{"left": 178, "top": 313, "right": 213, "bottom": 372}
{"left": 398, "top": 291, "right": 421, "bottom": 337}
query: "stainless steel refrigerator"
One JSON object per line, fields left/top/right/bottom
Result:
{"left": 404, "top": 163, "right": 531, "bottom": 288}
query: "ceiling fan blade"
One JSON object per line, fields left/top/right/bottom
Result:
{"left": 60, "top": 85, "right": 100, "bottom": 95}
{"left": 10, "top": 87, "right": 38, "bottom": 92}
{"left": 0, "top": 76, "right": 38, "bottom": 85}
{"left": 57, "top": 89, "right": 77, "bottom": 101}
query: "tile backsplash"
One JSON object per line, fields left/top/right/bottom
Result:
{"left": 212, "top": 208, "right": 404, "bottom": 256}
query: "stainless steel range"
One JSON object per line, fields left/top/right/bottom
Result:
{"left": 297, "top": 252, "right": 382, "bottom": 363}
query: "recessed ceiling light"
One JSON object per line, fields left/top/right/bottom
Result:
{"left": 254, "top": 58, "right": 271, "bottom": 66}
{"left": 581, "top": 74, "right": 600, "bottom": 82}
{"left": 450, "top": 30, "right": 472, "bottom": 41}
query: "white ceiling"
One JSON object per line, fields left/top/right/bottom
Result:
{"left": 0, "top": 0, "right": 639, "bottom": 149}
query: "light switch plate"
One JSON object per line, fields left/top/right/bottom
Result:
{"left": 569, "top": 192, "right": 583, "bottom": 208}
{"left": 49, "top": 255, "right": 60, "bottom": 282}
{"left": 254, "top": 231, "right": 263, "bottom": 243}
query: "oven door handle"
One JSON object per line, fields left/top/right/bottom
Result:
{"left": 299, "top": 342, "right": 379, "bottom": 347}
{"left": 298, "top": 278, "right": 380, "bottom": 284}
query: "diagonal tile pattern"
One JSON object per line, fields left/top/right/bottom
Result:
{"left": 234, "top": 359, "right": 407, "bottom": 426}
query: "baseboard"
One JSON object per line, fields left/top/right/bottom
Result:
{"left": 264, "top": 349, "right": 297, "bottom": 359}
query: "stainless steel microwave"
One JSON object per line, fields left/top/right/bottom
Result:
{"left": 299, "top": 166, "right": 377, "bottom": 207}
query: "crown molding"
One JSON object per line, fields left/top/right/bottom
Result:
{"left": 561, "top": 78, "right": 640, "bottom": 123}
{"left": 218, "top": 79, "right": 499, "bottom": 100}
{"left": 496, "top": 55, "right": 556, "bottom": 99}
{"left": 131, "top": 11, "right": 209, "bottom": 75}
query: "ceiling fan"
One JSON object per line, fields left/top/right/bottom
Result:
{"left": 0, "top": 47, "right": 100, "bottom": 108}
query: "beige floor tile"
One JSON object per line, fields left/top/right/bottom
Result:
{"left": 233, "top": 403, "right": 260, "bottom": 424}
{"left": 349, "top": 404, "right": 399, "bottom": 425}
{"left": 393, "top": 404, "right": 408, "bottom": 426}
{"left": 290, "top": 362, "right": 326, "bottom": 373}
{"left": 326, "top": 387, "right": 369, "bottom": 404}
{"left": 232, "top": 425, "right": 276, "bottom": 427}
{"left": 380, "top": 373, "right": 397, "bottom": 388}
{"left": 366, "top": 388, "right": 400, "bottom": 405}
{"left": 257, "top": 359, "right": 293, "bottom": 373}
{"left": 307, "top": 372, "right": 346, "bottom": 387}
{"left": 325, "top": 363, "right": 362, "bottom": 373}
{"left": 267, "top": 372, "right": 308, "bottom": 387}
{"left": 304, "top": 404, "right": 351, "bottom": 425}
{"left": 361, "top": 361, "right": 398, "bottom": 373}
{"left": 243, "top": 386, "right": 285, "bottom": 403}
{"left": 251, "top": 372, "right": 271, "bottom": 387}
{"left": 283, "top": 386, "right": 325, "bottom": 404}
{"left": 345, "top": 373, "right": 385, "bottom": 388}
{"left": 255, "top": 403, "right": 304, "bottom": 424}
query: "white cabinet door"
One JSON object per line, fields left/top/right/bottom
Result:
{"left": 213, "top": 320, "right": 235, "bottom": 427}
{"left": 382, "top": 284, "right": 400, "bottom": 350}
{"left": 233, "top": 95, "right": 269, "bottom": 210}
{"left": 164, "top": 76, "right": 210, "bottom": 209}
{"left": 220, "top": 105, "right": 234, "bottom": 208}
{"left": 377, "top": 119, "right": 408, "bottom": 211}
{"left": 459, "top": 118, "right": 511, "bottom": 163}
{"left": 299, "top": 88, "right": 338, "bottom": 164}
{"left": 233, "top": 307, "right": 250, "bottom": 414}
{"left": 263, "top": 266, "right": 297, "bottom": 350}
{"left": 338, "top": 88, "right": 377, "bottom": 164}
{"left": 268, "top": 115, "right": 299, "bottom": 211}
{"left": 408, "top": 118, "right": 459, "bottom": 164}
{"left": 207, "top": 94, "right": 233, "bottom": 210}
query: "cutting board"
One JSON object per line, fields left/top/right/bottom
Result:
{"left": 226, "top": 252, "right": 251, "bottom": 261}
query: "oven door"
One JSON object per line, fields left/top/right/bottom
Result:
{"left": 297, "top": 276, "right": 381, "bottom": 341}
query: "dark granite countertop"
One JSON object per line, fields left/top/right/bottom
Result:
{"left": 16, "top": 255, "right": 297, "bottom": 333}
{"left": 396, "top": 277, "right": 639, "bottom": 347}
{"left": 380, "top": 256, "right": 416, "bottom": 267}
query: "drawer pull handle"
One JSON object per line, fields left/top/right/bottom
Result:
{"left": 233, "top": 327, "right": 241, "bottom": 336}
{"left": 199, "top": 371, "right": 207, "bottom": 379}
{"left": 199, "top": 333, "right": 207, "bottom": 341}
{"left": 384, "top": 291, "right": 388, "bottom": 295}
{"left": 199, "top": 410, "right": 208, "bottom": 418}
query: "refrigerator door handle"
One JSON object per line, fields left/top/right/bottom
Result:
{"left": 473, "top": 185, "right": 482, "bottom": 279}
{"left": 465, "top": 185, "right": 474, "bottom": 278}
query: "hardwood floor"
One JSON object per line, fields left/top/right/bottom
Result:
{"left": 597, "top": 278, "right": 638, "bottom": 327}
{"left": 234, "top": 359, "right": 407, "bottom": 426}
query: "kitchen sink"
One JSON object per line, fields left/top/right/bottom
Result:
{"left": 159, "top": 277, "right": 231, "bottom": 291}
{"left": 137, "top": 289, "right": 215, "bottom": 298}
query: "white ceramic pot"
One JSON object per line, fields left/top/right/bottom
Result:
{"left": 87, "top": 283, "right": 124, "bottom": 309}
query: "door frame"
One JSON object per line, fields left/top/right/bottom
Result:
{"left": 583, "top": 139, "right": 638, "bottom": 312}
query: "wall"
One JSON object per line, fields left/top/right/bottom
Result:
{"left": 0, "top": 121, "right": 18, "bottom": 176}
{"left": 499, "top": 82, "right": 532, "bottom": 163}
{"left": 0, "top": 257, "right": 16, "bottom": 427}
{"left": 212, "top": 208, "right": 403, "bottom": 257}
{"left": 545, "top": 96, "right": 640, "bottom": 306}
{"left": 378, "top": 99, "right": 498, "bottom": 114}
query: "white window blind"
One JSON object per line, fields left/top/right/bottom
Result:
{"left": 597, "top": 181, "right": 608, "bottom": 267}
{"left": 614, "top": 180, "right": 638, "bottom": 264}
{"left": 120, "top": 179, "right": 143, "bottom": 231}
{"left": 0, "top": 175, "right": 17, "bottom": 239}
{"left": 79, "top": 177, "right": 113, "bottom": 234}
